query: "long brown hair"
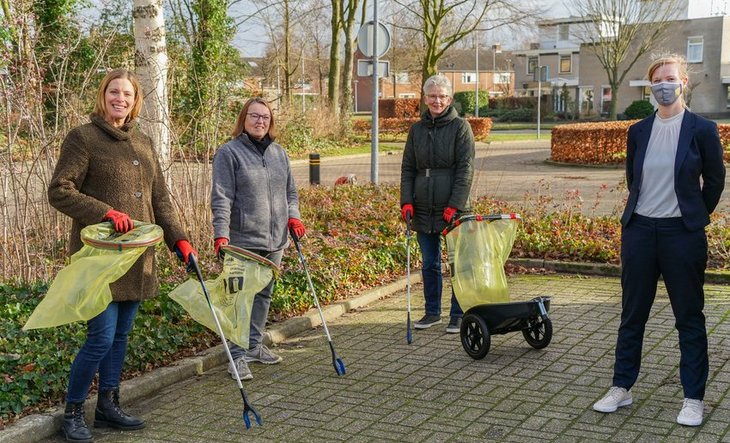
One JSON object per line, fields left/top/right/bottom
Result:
{"left": 93, "top": 69, "right": 143, "bottom": 123}
{"left": 230, "top": 97, "right": 277, "bottom": 141}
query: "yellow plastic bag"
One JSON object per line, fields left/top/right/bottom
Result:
{"left": 23, "top": 222, "right": 164, "bottom": 330}
{"left": 445, "top": 216, "right": 519, "bottom": 311}
{"left": 168, "top": 246, "right": 279, "bottom": 349}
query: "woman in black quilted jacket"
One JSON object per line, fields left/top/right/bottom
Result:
{"left": 399, "top": 74, "right": 475, "bottom": 333}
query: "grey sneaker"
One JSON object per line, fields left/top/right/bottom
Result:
{"left": 243, "top": 344, "right": 283, "bottom": 364}
{"left": 446, "top": 317, "right": 462, "bottom": 333}
{"left": 593, "top": 387, "right": 632, "bottom": 413}
{"left": 677, "top": 398, "right": 704, "bottom": 426}
{"left": 414, "top": 314, "right": 442, "bottom": 329}
{"left": 227, "top": 357, "right": 253, "bottom": 381}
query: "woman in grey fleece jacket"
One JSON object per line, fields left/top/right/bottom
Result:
{"left": 211, "top": 97, "right": 305, "bottom": 381}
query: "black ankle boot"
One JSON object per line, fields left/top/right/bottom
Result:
{"left": 63, "top": 402, "right": 93, "bottom": 442}
{"left": 94, "top": 388, "right": 145, "bottom": 430}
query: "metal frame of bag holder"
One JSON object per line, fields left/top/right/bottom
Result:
{"left": 220, "top": 244, "right": 281, "bottom": 275}
{"left": 442, "top": 213, "right": 522, "bottom": 236}
{"left": 81, "top": 222, "right": 164, "bottom": 251}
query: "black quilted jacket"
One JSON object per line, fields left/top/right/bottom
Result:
{"left": 400, "top": 105, "right": 475, "bottom": 234}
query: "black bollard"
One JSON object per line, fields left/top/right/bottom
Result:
{"left": 309, "top": 153, "right": 320, "bottom": 185}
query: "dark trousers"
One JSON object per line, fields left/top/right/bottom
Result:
{"left": 416, "top": 232, "right": 462, "bottom": 318}
{"left": 614, "top": 214, "right": 708, "bottom": 400}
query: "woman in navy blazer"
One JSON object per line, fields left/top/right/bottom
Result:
{"left": 593, "top": 55, "right": 725, "bottom": 427}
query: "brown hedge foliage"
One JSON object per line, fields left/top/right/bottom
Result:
{"left": 378, "top": 98, "right": 421, "bottom": 118}
{"left": 551, "top": 121, "right": 730, "bottom": 164}
{"left": 466, "top": 117, "right": 493, "bottom": 140}
{"left": 353, "top": 117, "right": 492, "bottom": 141}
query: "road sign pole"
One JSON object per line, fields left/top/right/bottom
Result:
{"left": 371, "top": 0, "right": 379, "bottom": 184}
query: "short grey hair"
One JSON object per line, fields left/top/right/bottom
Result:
{"left": 423, "top": 75, "right": 452, "bottom": 96}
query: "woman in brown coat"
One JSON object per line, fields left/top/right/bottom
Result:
{"left": 48, "top": 69, "right": 197, "bottom": 443}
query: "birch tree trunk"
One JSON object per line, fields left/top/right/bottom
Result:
{"left": 132, "top": 0, "right": 170, "bottom": 167}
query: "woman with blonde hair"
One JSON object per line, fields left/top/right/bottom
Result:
{"left": 593, "top": 55, "right": 725, "bottom": 427}
{"left": 48, "top": 68, "right": 197, "bottom": 442}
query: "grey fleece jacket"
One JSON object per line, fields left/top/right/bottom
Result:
{"left": 211, "top": 133, "right": 301, "bottom": 252}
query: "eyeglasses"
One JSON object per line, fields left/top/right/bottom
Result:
{"left": 247, "top": 113, "right": 271, "bottom": 122}
{"left": 426, "top": 94, "right": 450, "bottom": 102}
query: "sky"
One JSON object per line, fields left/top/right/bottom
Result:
{"left": 229, "top": 0, "right": 572, "bottom": 58}
{"left": 78, "top": 0, "right": 570, "bottom": 58}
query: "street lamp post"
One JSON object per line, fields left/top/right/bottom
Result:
{"left": 475, "top": 32, "right": 479, "bottom": 118}
{"left": 492, "top": 43, "right": 501, "bottom": 96}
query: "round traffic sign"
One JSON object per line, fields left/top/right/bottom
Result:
{"left": 357, "top": 21, "right": 391, "bottom": 58}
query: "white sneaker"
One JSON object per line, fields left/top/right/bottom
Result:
{"left": 227, "top": 357, "right": 253, "bottom": 381}
{"left": 593, "top": 387, "right": 633, "bottom": 413}
{"left": 676, "top": 398, "right": 704, "bottom": 426}
{"left": 243, "top": 344, "right": 283, "bottom": 365}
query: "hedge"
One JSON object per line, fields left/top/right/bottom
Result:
{"left": 353, "top": 117, "right": 492, "bottom": 141}
{"left": 551, "top": 121, "right": 730, "bottom": 164}
{"left": 378, "top": 98, "right": 420, "bottom": 118}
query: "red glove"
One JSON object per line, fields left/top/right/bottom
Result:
{"left": 214, "top": 237, "right": 229, "bottom": 259}
{"left": 443, "top": 207, "right": 458, "bottom": 223}
{"left": 401, "top": 204, "right": 414, "bottom": 221}
{"left": 174, "top": 240, "right": 197, "bottom": 265}
{"left": 104, "top": 209, "right": 133, "bottom": 233}
{"left": 288, "top": 218, "right": 306, "bottom": 239}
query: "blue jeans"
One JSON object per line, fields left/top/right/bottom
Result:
{"left": 417, "top": 232, "right": 462, "bottom": 318}
{"left": 615, "top": 215, "right": 708, "bottom": 400}
{"left": 66, "top": 301, "right": 140, "bottom": 403}
{"left": 230, "top": 249, "right": 283, "bottom": 360}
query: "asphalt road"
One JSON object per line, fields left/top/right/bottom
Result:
{"left": 291, "top": 140, "right": 630, "bottom": 217}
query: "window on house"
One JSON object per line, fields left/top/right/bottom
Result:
{"left": 527, "top": 56, "right": 538, "bottom": 75}
{"left": 558, "top": 24, "right": 569, "bottom": 41}
{"left": 462, "top": 72, "right": 477, "bottom": 84}
{"left": 601, "top": 86, "right": 612, "bottom": 114}
{"left": 726, "top": 86, "right": 730, "bottom": 108}
{"left": 493, "top": 73, "right": 511, "bottom": 84}
{"left": 687, "top": 36, "right": 703, "bottom": 63}
{"left": 642, "top": 86, "right": 652, "bottom": 101}
{"left": 395, "top": 72, "right": 410, "bottom": 84}
{"left": 559, "top": 55, "right": 572, "bottom": 73}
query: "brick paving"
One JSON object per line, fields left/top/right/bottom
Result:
{"left": 39, "top": 275, "right": 730, "bottom": 442}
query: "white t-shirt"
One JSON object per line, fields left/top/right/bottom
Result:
{"left": 634, "top": 110, "right": 685, "bottom": 218}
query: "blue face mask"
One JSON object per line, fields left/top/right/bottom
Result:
{"left": 651, "top": 82, "right": 682, "bottom": 106}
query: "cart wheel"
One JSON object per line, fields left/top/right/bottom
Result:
{"left": 522, "top": 317, "right": 553, "bottom": 349}
{"left": 460, "top": 313, "right": 491, "bottom": 360}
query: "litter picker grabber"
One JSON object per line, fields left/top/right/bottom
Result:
{"left": 405, "top": 213, "right": 413, "bottom": 344}
{"left": 289, "top": 229, "right": 346, "bottom": 376}
{"left": 187, "top": 254, "right": 262, "bottom": 429}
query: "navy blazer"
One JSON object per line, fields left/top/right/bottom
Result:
{"left": 621, "top": 110, "right": 725, "bottom": 231}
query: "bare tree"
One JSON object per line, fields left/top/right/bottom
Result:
{"left": 340, "top": 0, "right": 367, "bottom": 119}
{"left": 393, "top": 0, "right": 533, "bottom": 92}
{"left": 383, "top": 10, "right": 424, "bottom": 99}
{"left": 570, "top": 0, "right": 678, "bottom": 120}
{"left": 258, "top": 0, "right": 323, "bottom": 106}
{"left": 133, "top": 0, "right": 171, "bottom": 166}
{"left": 327, "top": 0, "right": 342, "bottom": 115}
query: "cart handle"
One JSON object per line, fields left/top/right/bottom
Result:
{"left": 442, "top": 213, "right": 521, "bottom": 236}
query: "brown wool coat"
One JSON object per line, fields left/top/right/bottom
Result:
{"left": 48, "top": 114, "right": 187, "bottom": 301}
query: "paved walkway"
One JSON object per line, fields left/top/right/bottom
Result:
{"left": 36, "top": 275, "right": 730, "bottom": 442}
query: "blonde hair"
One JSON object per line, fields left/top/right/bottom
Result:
{"left": 230, "top": 97, "right": 277, "bottom": 140}
{"left": 647, "top": 54, "right": 689, "bottom": 83}
{"left": 93, "top": 69, "right": 143, "bottom": 123}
